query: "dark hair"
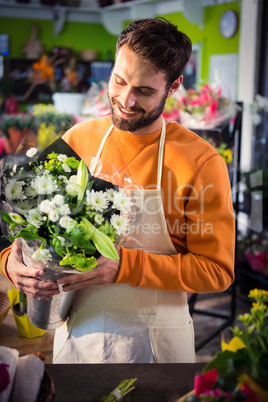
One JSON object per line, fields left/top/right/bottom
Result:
{"left": 116, "top": 17, "right": 192, "bottom": 87}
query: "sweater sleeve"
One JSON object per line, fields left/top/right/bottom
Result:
{"left": 115, "top": 154, "right": 235, "bottom": 293}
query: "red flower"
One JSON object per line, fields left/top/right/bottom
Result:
{"left": 194, "top": 368, "right": 218, "bottom": 395}
{"left": 240, "top": 382, "right": 259, "bottom": 402}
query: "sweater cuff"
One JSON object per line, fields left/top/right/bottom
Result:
{"left": 0, "top": 245, "right": 13, "bottom": 281}
{"left": 114, "top": 246, "right": 142, "bottom": 286}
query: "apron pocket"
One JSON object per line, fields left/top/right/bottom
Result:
{"left": 103, "top": 310, "right": 154, "bottom": 363}
{"left": 149, "top": 320, "right": 196, "bottom": 363}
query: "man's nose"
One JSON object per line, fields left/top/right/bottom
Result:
{"left": 120, "top": 87, "right": 136, "bottom": 109}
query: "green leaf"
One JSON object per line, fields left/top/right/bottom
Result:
{"left": 9, "top": 223, "right": 19, "bottom": 231}
{"left": 52, "top": 238, "right": 64, "bottom": 257}
{"left": 80, "top": 217, "right": 118, "bottom": 261}
{"left": 10, "top": 229, "right": 46, "bottom": 242}
{"left": 92, "top": 228, "right": 119, "bottom": 261}
{"left": 1, "top": 211, "right": 14, "bottom": 224}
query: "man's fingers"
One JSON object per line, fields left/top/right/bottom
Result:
{"left": 16, "top": 279, "right": 60, "bottom": 299}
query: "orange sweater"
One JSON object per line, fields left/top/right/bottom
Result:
{"left": 0, "top": 116, "right": 235, "bottom": 293}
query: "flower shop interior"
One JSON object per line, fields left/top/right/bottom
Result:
{"left": 0, "top": 0, "right": 268, "bottom": 401}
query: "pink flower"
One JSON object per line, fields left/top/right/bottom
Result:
{"left": 210, "top": 99, "right": 218, "bottom": 113}
{"left": 201, "top": 84, "right": 212, "bottom": 94}
{"left": 194, "top": 368, "right": 218, "bottom": 395}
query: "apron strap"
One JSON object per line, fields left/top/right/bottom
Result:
{"left": 90, "top": 124, "right": 114, "bottom": 175}
{"left": 156, "top": 117, "right": 166, "bottom": 190}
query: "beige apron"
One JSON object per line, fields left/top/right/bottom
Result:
{"left": 53, "top": 118, "right": 195, "bottom": 363}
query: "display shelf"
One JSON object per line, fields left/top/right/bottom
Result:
{"left": 0, "top": 0, "right": 235, "bottom": 36}
{"left": 2, "top": 58, "right": 112, "bottom": 102}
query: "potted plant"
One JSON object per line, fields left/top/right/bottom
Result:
{"left": 180, "top": 289, "right": 268, "bottom": 402}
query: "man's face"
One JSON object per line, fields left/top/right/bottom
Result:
{"left": 108, "top": 45, "right": 170, "bottom": 134}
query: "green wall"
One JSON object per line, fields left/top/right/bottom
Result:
{"left": 0, "top": 0, "right": 240, "bottom": 84}
{"left": 161, "top": 1, "right": 240, "bottom": 84}
{"left": 0, "top": 17, "right": 117, "bottom": 61}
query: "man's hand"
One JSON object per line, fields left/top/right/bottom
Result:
{"left": 6, "top": 240, "right": 60, "bottom": 301}
{"left": 57, "top": 250, "right": 121, "bottom": 292}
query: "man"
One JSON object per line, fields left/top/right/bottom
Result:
{"left": 0, "top": 18, "right": 235, "bottom": 363}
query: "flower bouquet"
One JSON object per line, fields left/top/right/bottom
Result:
{"left": 164, "top": 84, "right": 239, "bottom": 129}
{"left": 180, "top": 289, "right": 268, "bottom": 402}
{"left": 0, "top": 137, "right": 139, "bottom": 329}
{"left": 244, "top": 236, "right": 268, "bottom": 278}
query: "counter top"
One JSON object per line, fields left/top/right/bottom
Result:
{"left": 45, "top": 363, "right": 206, "bottom": 402}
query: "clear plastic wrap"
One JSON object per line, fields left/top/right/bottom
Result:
{"left": 0, "top": 132, "right": 143, "bottom": 329}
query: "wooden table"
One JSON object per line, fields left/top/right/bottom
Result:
{"left": 46, "top": 363, "right": 206, "bottom": 402}
{"left": 0, "top": 306, "right": 55, "bottom": 363}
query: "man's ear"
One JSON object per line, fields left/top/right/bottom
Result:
{"left": 167, "top": 76, "right": 183, "bottom": 97}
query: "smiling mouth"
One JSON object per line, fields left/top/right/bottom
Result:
{"left": 118, "top": 106, "right": 139, "bottom": 117}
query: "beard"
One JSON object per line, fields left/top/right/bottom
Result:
{"left": 108, "top": 90, "right": 168, "bottom": 133}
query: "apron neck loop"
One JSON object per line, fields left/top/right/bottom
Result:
{"left": 90, "top": 117, "right": 166, "bottom": 189}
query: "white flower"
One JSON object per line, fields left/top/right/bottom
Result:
{"left": 58, "top": 175, "right": 68, "bottom": 183}
{"left": 31, "top": 175, "right": 58, "bottom": 195}
{"left": 12, "top": 165, "right": 17, "bottom": 173}
{"left": 9, "top": 213, "right": 25, "bottom": 224}
{"left": 57, "top": 236, "right": 66, "bottom": 246}
{"left": 94, "top": 214, "right": 104, "bottom": 225}
{"left": 86, "top": 189, "right": 109, "bottom": 212}
{"left": 5, "top": 179, "right": 26, "bottom": 200}
{"left": 27, "top": 209, "right": 42, "bottom": 228}
{"left": 69, "top": 175, "right": 78, "bottom": 184}
{"left": 52, "top": 194, "right": 65, "bottom": 206}
{"left": 14, "top": 200, "right": 34, "bottom": 215}
{"left": 48, "top": 208, "right": 60, "bottom": 222}
{"left": 60, "top": 204, "right": 71, "bottom": 216}
{"left": 66, "top": 175, "right": 79, "bottom": 197}
{"left": 57, "top": 154, "right": 67, "bottom": 162}
{"left": 106, "top": 189, "right": 116, "bottom": 202}
{"left": 63, "top": 163, "right": 71, "bottom": 173}
{"left": 26, "top": 147, "right": 38, "bottom": 158}
{"left": 32, "top": 248, "right": 52, "bottom": 262}
{"left": 25, "top": 186, "right": 38, "bottom": 198}
{"left": 113, "top": 192, "right": 133, "bottom": 214}
{"left": 59, "top": 216, "right": 77, "bottom": 231}
{"left": 110, "top": 214, "right": 129, "bottom": 235}
{"left": 39, "top": 200, "right": 52, "bottom": 214}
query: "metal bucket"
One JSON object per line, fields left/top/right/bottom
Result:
{"left": 20, "top": 239, "right": 78, "bottom": 330}
{"left": 26, "top": 287, "right": 76, "bottom": 330}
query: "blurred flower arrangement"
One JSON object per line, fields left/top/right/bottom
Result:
{"left": 182, "top": 289, "right": 268, "bottom": 402}
{"left": 204, "top": 136, "right": 233, "bottom": 165}
{"left": 237, "top": 233, "right": 268, "bottom": 278}
{"left": 82, "top": 81, "right": 111, "bottom": 118}
{"left": 0, "top": 104, "right": 76, "bottom": 154}
{"left": 31, "top": 104, "right": 76, "bottom": 149}
{"left": 248, "top": 94, "right": 268, "bottom": 126}
{"left": 23, "top": 54, "right": 81, "bottom": 100}
{"left": 163, "top": 84, "right": 238, "bottom": 129}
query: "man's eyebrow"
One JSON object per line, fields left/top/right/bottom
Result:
{"left": 113, "top": 72, "right": 157, "bottom": 92}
